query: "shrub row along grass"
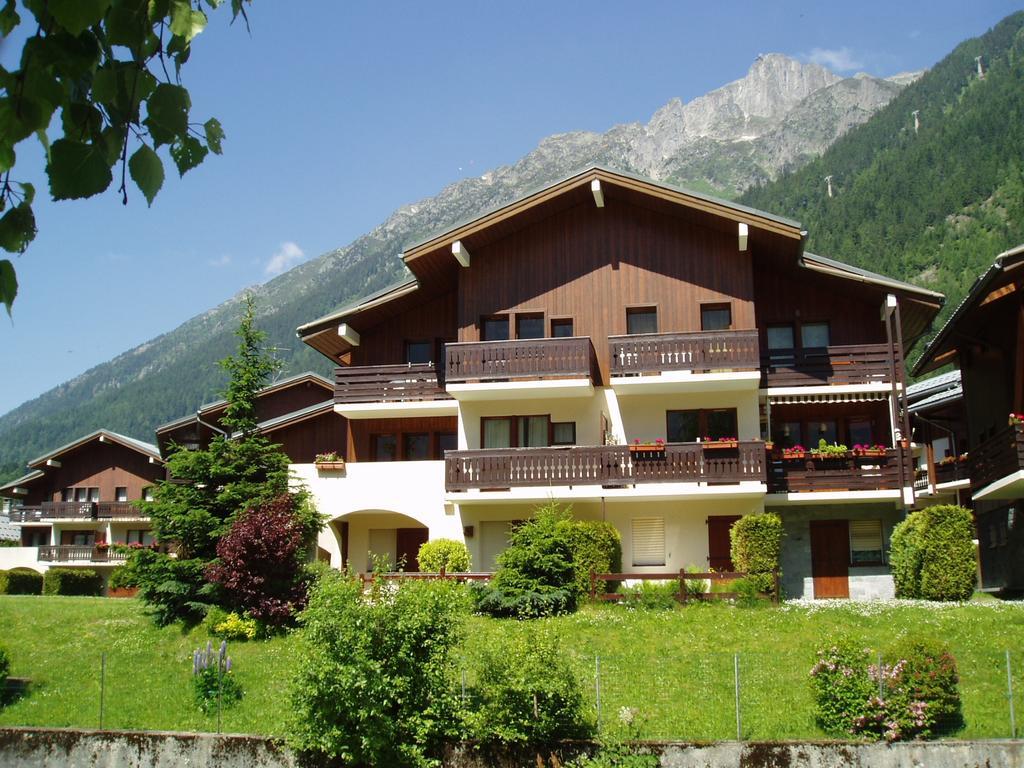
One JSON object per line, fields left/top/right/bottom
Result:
{"left": 2, "top": 595, "right": 1024, "bottom": 740}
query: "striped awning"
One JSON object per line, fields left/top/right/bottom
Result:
{"left": 768, "top": 392, "right": 889, "bottom": 405}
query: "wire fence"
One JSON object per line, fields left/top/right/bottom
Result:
{"left": 5, "top": 647, "right": 1024, "bottom": 740}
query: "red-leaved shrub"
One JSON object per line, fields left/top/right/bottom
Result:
{"left": 205, "top": 495, "right": 309, "bottom": 625}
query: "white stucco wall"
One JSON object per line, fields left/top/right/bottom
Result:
{"left": 0, "top": 546, "right": 45, "bottom": 572}
{"left": 616, "top": 388, "right": 761, "bottom": 442}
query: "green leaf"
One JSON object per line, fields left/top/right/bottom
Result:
{"left": 0, "top": 142, "right": 13, "bottom": 173}
{"left": 170, "top": 135, "right": 207, "bottom": 177}
{"left": 35, "top": 129, "right": 50, "bottom": 162}
{"left": 48, "top": 0, "right": 112, "bottom": 37}
{"left": 144, "top": 83, "right": 190, "bottom": 146}
{"left": 203, "top": 117, "right": 224, "bottom": 155}
{"left": 0, "top": 97, "right": 44, "bottom": 144}
{"left": 129, "top": 143, "right": 164, "bottom": 205}
{"left": 0, "top": 259, "right": 16, "bottom": 316}
{"left": 107, "top": 0, "right": 150, "bottom": 49}
{"left": 169, "top": 0, "right": 207, "bottom": 42}
{"left": 17, "top": 182, "right": 35, "bottom": 206}
{"left": 47, "top": 139, "right": 113, "bottom": 200}
{"left": 0, "top": 0, "right": 19, "bottom": 37}
{"left": 0, "top": 204, "right": 36, "bottom": 253}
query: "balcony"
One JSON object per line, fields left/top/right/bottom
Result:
{"left": 767, "top": 448, "right": 913, "bottom": 502}
{"left": 38, "top": 545, "right": 128, "bottom": 564}
{"left": 971, "top": 424, "right": 1024, "bottom": 501}
{"left": 761, "top": 344, "right": 900, "bottom": 390}
{"left": 445, "top": 441, "right": 766, "bottom": 495}
{"left": 8, "top": 501, "right": 146, "bottom": 522}
{"left": 444, "top": 337, "right": 596, "bottom": 400}
{"left": 333, "top": 363, "right": 456, "bottom": 418}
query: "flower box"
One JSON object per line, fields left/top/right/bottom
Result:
{"left": 853, "top": 449, "right": 887, "bottom": 458}
{"left": 315, "top": 460, "right": 346, "bottom": 471}
{"left": 702, "top": 440, "right": 738, "bottom": 449}
{"left": 629, "top": 443, "right": 665, "bottom": 461}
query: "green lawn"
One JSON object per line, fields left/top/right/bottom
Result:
{"left": 2, "top": 595, "right": 1024, "bottom": 740}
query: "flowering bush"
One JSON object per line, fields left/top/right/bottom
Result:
{"left": 812, "top": 439, "right": 849, "bottom": 457}
{"left": 1009, "top": 413, "right": 1024, "bottom": 426}
{"left": 214, "top": 612, "right": 258, "bottom": 641}
{"left": 782, "top": 445, "right": 806, "bottom": 457}
{"left": 192, "top": 640, "right": 242, "bottom": 714}
{"left": 810, "top": 640, "right": 961, "bottom": 740}
{"left": 852, "top": 444, "right": 888, "bottom": 454}
{"left": 314, "top": 451, "right": 343, "bottom": 463}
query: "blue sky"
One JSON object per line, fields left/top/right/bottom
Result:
{"left": 0, "top": 0, "right": 1020, "bottom": 415}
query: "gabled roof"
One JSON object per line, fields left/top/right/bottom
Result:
{"left": 907, "top": 370, "right": 962, "bottom": 413}
{"left": 230, "top": 400, "right": 335, "bottom": 440}
{"left": 156, "top": 371, "right": 333, "bottom": 434}
{"left": 913, "top": 244, "right": 1024, "bottom": 375}
{"left": 23, "top": 429, "right": 161, "bottom": 471}
{"left": 801, "top": 252, "right": 944, "bottom": 303}
{"left": 295, "top": 278, "right": 419, "bottom": 340}
{"left": 0, "top": 469, "right": 45, "bottom": 496}
{"left": 401, "top": 165, "right": 804, "bottom": 264}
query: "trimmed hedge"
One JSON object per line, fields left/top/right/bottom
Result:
{"left": 890, "top": 505, "right": 975, "bottom": 601}
{"left": 556, "top": 517, "right": 622, "bottom": 598}
{"left": 417, "top": 538, "right": 471, "bottom": 572}
{"left": 43, "top": 568, "right": 104, "bottom": 596}
{"left": 0, "top": 567, "right": 44, "bottom": 595}
{"left": 0, "top": 644, "right": 8, "bottom": 685}
{"left": 730, "top": 512, "right": 783, "bottom": 595}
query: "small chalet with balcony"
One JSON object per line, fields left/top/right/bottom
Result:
{"left": 914, "top": 244, "right": 1024, "bottom": 592}
{"left": 0, "top": 429, "right": 165, "bottom": 573}
{"left": 295, "top": 166, "right": 944, "bottom": 598}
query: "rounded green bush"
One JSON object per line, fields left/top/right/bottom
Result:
{"left": 730, "top": 512, "right": 783, "bottom": 595}
{"left": 890, "top": 505, "right": 975, "bottom": 601}
{"left": 556, "top": 517, "right": 622, "bottom": 599}
{"left": 0, "top": 567, "right": 44, "bottom": 595}
{"left": 417, "top": 538, "right": 471, "bottom": 572}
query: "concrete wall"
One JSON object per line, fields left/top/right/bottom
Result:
{"left": 2, "top": 729, "right": 1022, "bottom": 768}
{"left": 777, "top": 503, "right": 902, "bottom": 600}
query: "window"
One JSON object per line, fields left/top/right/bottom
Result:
{"left": 552, "top": 422, "right": 576, "bottom": 446}
{"left": 143, "top": 487, "right": 155, "bottom": 502}
{"left": 403, "top": 433, "right": 431, "bottom": 461}
{"left": 75, "top": 488, "right": 88, "bottom": 502}
{"left": 626, "top": 307, "right": 657, "bottom": 335}
{"left": 801, "top": 322, "right": 831, "bottom": 349}
{"left": 631, "top": 517, "right": 666, "bottom": 566}
{"left": 115, "top": 487, "right": 128, "bottom": 502}
{"left": 482, "top": 316, "right": 509, "bottom": 341}
{"left": 848, "top": 419, "right": 874, "bottom": 446}
{"left": 437, "top": 432, "right": 458, "bottom": 457}
{"left": 62, "top": 488, "right": 73, "bottom": 502}
{"left": 516, "top": 314, "right": 544, "bottom": 339}
{"left": 814, "top": 420, "right": 839, "bottom": 446}
{"left": 850, "top": 520, "right": 884, "bottom": 565}
{"left": 771, "top": 421, "right": 803, "bottom": 449}
{"left": 766, "top": 324, "right": 795, "bottom": 351}
{"left": 667, "top": 408, "right": 738, "bottom": 443}
{"left": 701, "top": 303, "right": 732, "bottom": 331}
{"left": 88, "top": 487, "right": 99, "bottom": 502}
{"left": 371, "top": 434, "right": 397, "bottom": 462}
{"left": 22, "top": 529, "right": 48, "bottom": 547}
{"left": 127, "top": 529, "right": 155, "bottom": 545}
{"left": 481, "top": 415, "right": 551, "bottom": 448}
{"left": 66, "top": 531, "right": 95, "bottom": 546}
{"left": 405, "top": 340, "right": 432, "bottom": 364}
{"left": 551, "top": 318, "right": 574, "bottom": 338}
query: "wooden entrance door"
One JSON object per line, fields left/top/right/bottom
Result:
{"left": 809, "top": 520, "right": 850, "bottom": 599}
{"left": 396, "top": 527, "right": 429, "bottom": 572}
{"left": 707, "top": 515, "right": 741, "bottom": 571}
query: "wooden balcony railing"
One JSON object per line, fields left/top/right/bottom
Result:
{"left": 38, "top": 545, "right": 128, "bottom": 563}
{"left": 971, "top": 424, "right": 1024, "bottom": 491}
{"left": 767, "top": 448, "right": 911, "bottom": 493}
{"left": 761, "top": 343, "right": 900, "bottom": 387}
{"left": 445, "top": 337, "right": 595, "bottom": 384}
{"left": 934, "top": 460, "right": 970, "bottom": 487}
{"left": 334, "top": 363, "right": 451, "bottom": 404}
{"left": 7, "top": 501, "right": 146, "bottom": 522}
{"left": 445, "top": 441, "right": 767, "bottom": 492}
{"left": 609, "top": 330, "right": 760, "bottom": 375}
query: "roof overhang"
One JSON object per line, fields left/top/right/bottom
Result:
{"left": 27, "top": 429, "right": 162, "bottom": 469}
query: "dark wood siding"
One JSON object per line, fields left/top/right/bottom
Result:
{"left": 265, "top": 412, "right": 346, "bottom": 464}
{"left": 456, "top": 198, "right": 757, "bottom": 382}
{"left": 21, "top": 441, "right": 164, "bottom": 505}
{"left": 351, "top": 291, "right": 458, "bottom": 367}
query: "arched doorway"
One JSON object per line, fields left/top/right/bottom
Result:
{"left": 328, "top": 510, "right": 429, "bottom": 574}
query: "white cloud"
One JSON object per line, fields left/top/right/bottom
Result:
{"left": 805, "top": 47, "right": 864, "bottom": 72}
{"left": 264, "top": 241, "right": 305, "bottom": 277}
{"left": 208, "top": 253, "right": 232, "bottom": 268}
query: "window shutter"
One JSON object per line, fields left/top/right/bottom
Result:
{"left": 849, "top": 520, "right": 883, "bottom": 562}
{"left": 631, "top": 517, "right": 666, "bottom": 566}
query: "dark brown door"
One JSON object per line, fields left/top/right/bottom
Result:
{"left": 707, "top": 515, "right": 741, "bottom": 571}
{"left": 396, "top": 528, "right": 429, "bottom": 572}
{"left": 809, "top": 520, "right": 850, "bottom": 599}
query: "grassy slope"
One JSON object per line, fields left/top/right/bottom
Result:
{"left": 3, "top": 596, "right": 1024, "bottom": 740}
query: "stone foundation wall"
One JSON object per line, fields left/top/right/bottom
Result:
{"left": 2, "top": 728, "right": 1023, "bottom": 768}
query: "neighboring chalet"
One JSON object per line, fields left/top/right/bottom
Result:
{"left": 155, "top": 371, "right": 343, "bottom": 462}
{"left": 296, "top": 166, "right": 944, "bottom": 599}
{"left": 908, "top": 370, "right": 971, "bottom": 507}
{"left": 0, "top": 430, "right": 165, "bottom": 573}
{"left": 914, "top": 244, "right": 1024, "bottom": 592}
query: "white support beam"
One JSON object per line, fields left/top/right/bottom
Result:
{"left": 338, "top": 323, "right": 361, "bottom": 347}
{"left": 45, "top": 458, "right": 61, "bottom": 468}
{"left": 12, "top": 487, "right": 28, "bottom": 496}
{"left": 148, "top": 456, "right": 159, "bottom": 465}
{"left": 738, "top": 222, "right": 749, "bottom": 252}
{"left": 591, "top": 179, "right": 605, "bottom": 208}
{"left": 452, "top": 240, "right": 471, "bottom": 268}
{"left": 99, "top": 435, "right": 110, "bottom": 444}
{"left": 880, "top": 293, "right": 898, "bottom": 321}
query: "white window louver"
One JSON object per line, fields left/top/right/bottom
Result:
{"left": 631, "top": 517, "right": 666, "bottom": 567}
{"left": 849, "top": 519, "right": 884, "bottom": 564}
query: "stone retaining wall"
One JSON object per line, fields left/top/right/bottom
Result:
{"left": 1, "top": 727, "right": 1022, "bottom": 768}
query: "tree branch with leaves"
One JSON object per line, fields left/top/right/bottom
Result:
{"left": 0, "top": 0, "right": 250, "bottom": 314}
